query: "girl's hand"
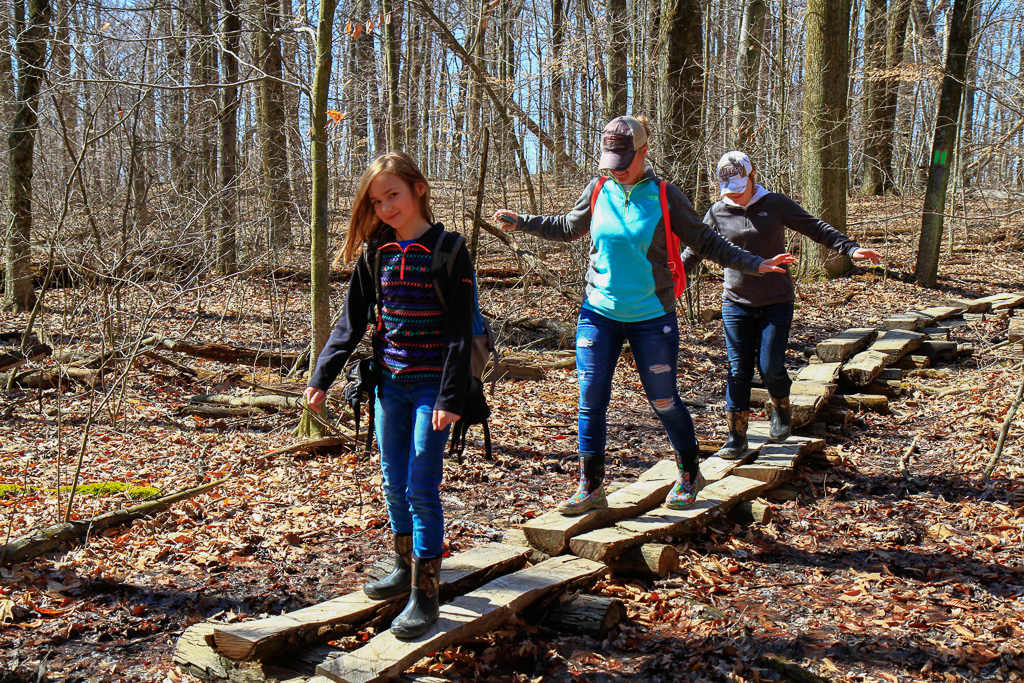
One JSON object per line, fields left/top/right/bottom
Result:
{"left": 492, "top": 210, "right": 518, "bottom": 230}
{"left": 304, "top": 386, "right": 326, "bottom": 412}
{"left": 758, "top": 253, "right": 796, "bottom": 273}
{"left": 432, "top": 409, "right": 460, "bottom": 431}
{"left": 852, "top": 247, "right": 882, "bottom": 264}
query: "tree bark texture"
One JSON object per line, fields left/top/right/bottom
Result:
{"left": 217, "top": 0, "right": 241, "bottom": 274}
{"left": 5, "top": 0, "right": 51, "bottom": 312}
{"left": 798, "top": 0, "right": 852, "bottom": 280}
{"left": 658, "top": 0, "right": 704, "bottom": 202}
{"left": 732, "top": 0, "right": 766, "bottom": 149}
{"left": 309, "top": 0, "right": 338, "bottom": 374}
{"left": 863, "top": 0, "right": 911, "bottom": 195}
{"left": 916, "top": 0, "right": 974, "bottom": 288}
{"left": 257, "top": 0, "right": 292, "bottom": 249}
{"left": 604, "top": 0, "right": 628, "bottom": 121}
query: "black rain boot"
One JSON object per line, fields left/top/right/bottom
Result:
{"left": 664, "top": 446, "right": 706, "bottom": 509}
{"left": 715, "top": 410, "right": 749, "bottom": 460}
{"left": 557, "top": 453, "right": 608, "bottom": 515}
{"left": 391, "top": 554, "right": 443, "bottom": 640}
{"left": 363, "top": 533, "right": 413, "bottom": 600}
{"left": 769, "top": 396, "right": 792, "bottom": 442}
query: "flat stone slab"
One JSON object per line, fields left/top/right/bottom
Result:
{"left": 815, "top": 328, "right": 877, "bottom": 363}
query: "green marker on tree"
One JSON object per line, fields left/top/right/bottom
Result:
{"left": 933, "top": 150, "right": 947, "bottom": 165}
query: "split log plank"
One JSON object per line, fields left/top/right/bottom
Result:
{"left": 788, "top": 394, "right": 827, "bottom": 429}
{"left": 983, "top": 292, "right": 1024, "bottom": 311}
{"left": 795, "top": 363, "right": 841, "bottom": 384}
{"left": 893, "top": 354, "right": 930, "bottom": 370}
{"left": 318, "top": 555, "right": 607, "bottom": 683}
{"left": 1010, "top": 317, "right": 1024, "bottom": 343}
{"left": 541, "top": 594, "right": 625, "bottom": 639}
{"left": 731, "top": 437, "right": 823, "bottom": 487}
{"left": 943, "top": 298, "right": 991, "bottom": 313}
{"left": 917, "top": 305, "right": 963, "bottom": 321}
{"left": 815, "top": 328, "right": 876, "bottom": 363}
{"left": 880, "top": 315, "right": 922, "bottom": 331}
{"left": 870, "top": 330, "right": 925, "bottom": 364}
{"left": 522, "top": 460, "right": 677, "bottom": 556}
{"left": 839, "top": 350, "right": 889, "bottom": 386}
{"left": 919, "top": 327, "right": 951, "bottom": 340}
{"left": 568, "top": 475, "right": 770, "bottom": 563}
{"left": 211, "top": 543, "right": 531, "bottom": 661}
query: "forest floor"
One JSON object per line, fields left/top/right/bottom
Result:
{"left": 2, "top": 194, "right": 1024, "bottom": 683}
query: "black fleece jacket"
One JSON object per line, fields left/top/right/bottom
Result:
{"left": 682, "top": 192, "right": 862, "bottom": 307}
{"left": 308, "top": 223, "right": 474, "bottom": 415}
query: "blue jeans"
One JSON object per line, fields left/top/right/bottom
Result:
{"left": 374, "top": 376, "right": 450, "bottom": 558}
{"left": 576, "top": 307, "right": 698, "bottom": 457}
{"left": 721, "top": 300, "right": 794, "bottom": 411}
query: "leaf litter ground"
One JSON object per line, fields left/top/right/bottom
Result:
{"left": 1, "top": 194, "right": 1023, "bottom": 683}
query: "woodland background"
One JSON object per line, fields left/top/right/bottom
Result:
{"left": 1, "top": 0, "right": 1024, "bottom": 681}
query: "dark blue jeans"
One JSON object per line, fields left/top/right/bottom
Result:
{"left": 721, "top": 300, "right": 794, "bottom": 411}
{"left": 576, "top": 307, "right": 698, "bottom": 457}
{"left": 373, "top": 376, "right": 450, "bottom": 558}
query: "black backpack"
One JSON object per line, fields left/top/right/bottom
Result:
{"left": 342, "top": 357, "right": 378, "bottom": 456}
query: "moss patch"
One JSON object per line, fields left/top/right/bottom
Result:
{"left": 0, "top": 482, "right": 159, "bottom": 500}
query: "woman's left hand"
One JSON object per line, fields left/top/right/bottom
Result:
{"left": 758, "top": 252, "right": 796, "bottom": 273}
{"left": 852, "top": 247, "right": 882, "bottom": 264}
{"left": 432, "top": 409, "right": 460, "bottom": 431}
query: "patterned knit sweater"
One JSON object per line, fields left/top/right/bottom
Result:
{"left": 309, "top": 223, "right": 475, "bottom": 414}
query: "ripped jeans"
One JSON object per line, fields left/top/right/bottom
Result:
{"left": 576, "top": 307, "right": 698, "bottom": 458}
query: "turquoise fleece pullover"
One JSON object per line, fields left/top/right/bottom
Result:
{"left": 515, "top": 169, "right": 765, "bottom": 322}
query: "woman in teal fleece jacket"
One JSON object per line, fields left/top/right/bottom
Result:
{"left": 493, "top": 117, "right": 793, "bottom": 515}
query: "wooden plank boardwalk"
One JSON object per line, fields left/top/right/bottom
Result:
{"left": 172, "top": 291, "right": 1024, "bottom": 683}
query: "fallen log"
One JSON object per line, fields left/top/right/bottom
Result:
{"left": 541, "top": 594, "right": 625, "bottom": 639}
{"left": 0, "top": 366, "right": 99, "bottom": 390}
{"left": 727, "top": 499, "right": 774, "bottom": 525}
{"left": 759, "top": 653, "right": 830, "bottom": 683}
{"left": 142, "top": 334, "right": 301, "bottom": 369}
{"left": 606, "top": 543, "right": 679, "bottom": 579}
{"left": 0, "top": 475, "right": 229, "bottom": 566}
{"left": 0, "top": 343, "right": 51, "bottom": 372}
{"left": 827, "top": 393, "right": 889, "bottom": 414}
{"left": 186, "top": 393, "right": 304, "bottom": 411}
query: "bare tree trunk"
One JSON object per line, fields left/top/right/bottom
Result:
{"left": 258, "top": 0, "right": 292, "bottom": 249}
{"left": 5, "top": 0, "right": 51, "bottom": 312}
{"left": 352, "top": 0, "right": 373, "bottom": 168}
{"left": 604, "top": 0, "right": 628, "bottom": 121}
{"left": 657, "top": 0, "right": 703, "bottom": 202}
{"left": 797, "top": 0, "right": 852, "bottom": 281}
{"left": 732, "top": 0, "right": 766, "bottom": 149}
{"left": 310, "top": 0, "right": 339, "bottom": 373}
{"left": 860, "top": 0, "right": 888, "bottom": 195}
{"left": 382, "top": 0, "right": 403, "bottom": 150}
{"left": 916, "top": 0, "right": 974, "bottom": 288}
{"left": 217, "top": 0, "right": 241, "bottom": 274}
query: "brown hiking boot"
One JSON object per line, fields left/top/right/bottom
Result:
{"left": 715, "top": 410, "right": 748, "bottom": 460}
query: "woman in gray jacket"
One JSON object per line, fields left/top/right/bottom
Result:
{"left": 683, "top": 151, "right": 881, "bottom": 457}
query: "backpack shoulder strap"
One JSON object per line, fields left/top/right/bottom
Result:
{"left": 659, "top": 181, "right": 671, "bottom": 238}
{"left": 430, "top": 231, "right": 465, "bottom": 312}
{"left": 590, "top": 176, "right": 609, "bottom": 216}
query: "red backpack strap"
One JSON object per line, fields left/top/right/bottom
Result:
{"left": 660, "top": 181, "right": 687, "bottom": 299}
{"left": 590, "top": 176, "right": 609, "bottom": 216}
